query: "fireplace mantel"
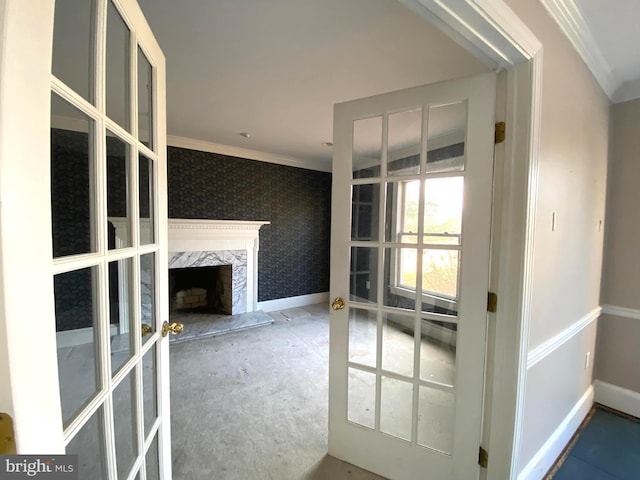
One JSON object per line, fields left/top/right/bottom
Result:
{"left": 167, "top": 219, "right": 270, "bottom": 313}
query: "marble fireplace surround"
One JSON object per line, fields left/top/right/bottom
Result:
{"left": 168, "top": 219, "right": 270, "bottom": 315}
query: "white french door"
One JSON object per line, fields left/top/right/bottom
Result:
{"left": 329, "top": 73, "right": 496, "bottom": 480}
{"left": 50, "top": 0, "right": 171, "bottom": 478}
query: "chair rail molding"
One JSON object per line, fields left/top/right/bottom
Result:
{"left": 601, "top": 304, "right": 640, "bottom": 321}
{"left": 527, "top": 306, "right": 602, "bottom": 369}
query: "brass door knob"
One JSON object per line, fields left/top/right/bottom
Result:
{"left": 331, "top": 297, "right": 345, "bottom": 311}
{"left": 162, "top": 321, "right": 184, "bottom": 337}
{"left": 141, "top": 324, "right": 153, "bottom": 336}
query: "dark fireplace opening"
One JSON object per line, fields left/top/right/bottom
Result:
{"left": 169, "top": 265, "right": 232, "bottom": 315}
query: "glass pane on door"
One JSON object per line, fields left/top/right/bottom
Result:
{"left": 347, "top": 368, "right": 376, "bottom": 429}
{"left": 107, "top": 130, "right": 131, "bottom": 249}
{"left": 142, "top": 347, "right": 158, "bottom": 438}
{"left": 113, "top": 371, "right": 138, "bottom": 479}
{"left": 417, "top": 386, "right": 454, "bottom": 453}
{"left": 109, "top": 257, "right": 134, "bottom": 374}
{"left": 139, "top": 154, "right": 155, "bottom": 245}
{"left": 387, "top": 108, "right": 422, "bottom": 176}
{"left": 348, "top": 308, "right": 377, "bottom": 368}
{"left": 54, "top": 266, "right": 100, "bottom": 427}
{"left": 51, "top": 93, "right": 96, "bottom": 258}
{"left": 106, "top": 0, "right": 131, "bottom": 130}
{"left": 380, "top": 376, "right": 413, "bottom": 441}
{"left": 52, "top": 0, "right": 95, "bottom": 103}
{"left": 426, "top": 102, "right": 467, "bottom": 174}
{"left": 138, "top": 48, "right": 154, "bottom": 149}
{"left": 65, "top": 407, "right": 108, "bottom": 480}
{"left": 349, "top": 247, "right": 377, "bottom": 304}
{"left": 140, "top": 253, "right": 157, "bottom": 342}
{"left": 351, "top": 183, "right": 380, "bottom": 241}
{"left": 353, "top": 116, "right": 382, "bottom": 178}
{"left": 382, "top": 312, "right": 415, "bottom": 377}
{"left": 145, "top": 434, "right": 160, "bottom": 480}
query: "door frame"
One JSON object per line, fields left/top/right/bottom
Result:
{"left": 396, "top": 2, "right": 543, "bottom": 479}
{"left": 0, "top": 0, "right": 541, "bottom": 478}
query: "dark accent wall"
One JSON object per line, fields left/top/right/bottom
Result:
{"left": 167, "top": 146, "right": 332, "bottom": 302}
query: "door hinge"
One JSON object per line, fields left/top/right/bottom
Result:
{"left": 478, "top": 446, "right": 489, "bottom": 468}
{"left": 0, "top": 413, "right": 16, "bottom": 454}
{"left": 487, "top": 292, "right": 498, "bottom": 313}
{"left": 495, "top": 121, "right": 506, "bottom": 144}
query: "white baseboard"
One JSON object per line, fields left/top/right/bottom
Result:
{"left": 594, "top": 379, "right": 640, "bottom": 418}
{"left": 518, "top": 385, "right": 594, "bottom": 480}
{"left": 258, "top": 292, "right": 329, "bottom": 312}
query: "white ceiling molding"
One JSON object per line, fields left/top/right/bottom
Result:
{"left": 613, "top": 78, "right": 640, "bottom": 104}
{"left": 540, "top": 0, "right": 617, "bottom": 99}
{"left": 167, "top": 135, "right": 331, "bottom": 173}
{"left": 399, "top": 0, "right": 541, "bottom": 69}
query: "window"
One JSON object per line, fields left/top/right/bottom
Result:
{"left": 395, "top": 177, "right": 463, "bottom": 301}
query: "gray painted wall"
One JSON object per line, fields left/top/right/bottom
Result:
{"left": 596, "top": 98, "right": 640, "bottom": 394}
{"left": 504, "top": 0, "right": 609, "bottom": 473}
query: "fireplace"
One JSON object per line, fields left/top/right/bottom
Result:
{"left": 169, "top": 265, "right": 232, "bottom": 314}
{"left": 167, "top": 220, "right": 270, "bottom": 315}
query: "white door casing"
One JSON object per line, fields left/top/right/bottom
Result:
{"left": 329, "top": 72, "right": 497, "bottom": 480}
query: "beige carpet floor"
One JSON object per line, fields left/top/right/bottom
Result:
{"left": 169, "top": 303, "right": 386, "bottom": 480}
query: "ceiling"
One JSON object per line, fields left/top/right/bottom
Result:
{"left": 136, "top": 0, "right": 488, "bottom": 170}
{"left": 137, "top": 0, "right": 640, "bottom": 170}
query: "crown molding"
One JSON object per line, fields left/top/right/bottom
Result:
{"left": 167, "top": 135, "right": 331, "bottom": 172}
{"left": 540, "top": 0, "right": 616, "bottom": 99}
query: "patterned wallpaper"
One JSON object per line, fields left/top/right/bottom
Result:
{"left": 167, "top": 146, "right": 332, "bottom": 302}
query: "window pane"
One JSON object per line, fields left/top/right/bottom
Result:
{"left": 55, "top": 267, "right": 100, "bottom": 428}
{"left": 353, "top": 116, "right": 382, "bottom": 178}
{"left": 383, "top": 247, "right": 417, "bottom": 312}
{"left": 351, "top": 183, "right": 379, "bottom": 241}
{"left": 350, "top": 247, "right": 377, "bottom": 304}
{"left": 138, "top": 48, "right": 154, "bottom": 149}
{"left": 107, "top": 130, "right": 131, "bottom": 249}
{"left": 348, "top": 308, "right": 377, "bottom": 368}
{"left": 422, "top": 249, "right": 460, "bottom": 299}
{"left": 109, "top": 258, "right": 134, "bottom": 374}
{"left": 66, "top": 407, "right": 107, "bottom": 480}
{"left": 52, "top": 0, "right": 95, "bottom": 102}
{"left": 139, "top": 154, "right": 155, "bottom": 245}
{"left": 426, "top": 102, "right": 467, "bottom": 173}
{"left": 424, "top": 177, "right": 463, "bottom": 246}
{"left": 387, "top": 108, "right": 421, "bottom": 176}
{"left": 106, "top": 0, "right": 131, "bottom": 130}
{"left": 51, "top": 93, "right": 96, "bottom": 258}
{"left": 348, "top": 368, "right": 376, "bottom": 429}
{"left": 402, "top": 180, "right": 420, "bottom": 234}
